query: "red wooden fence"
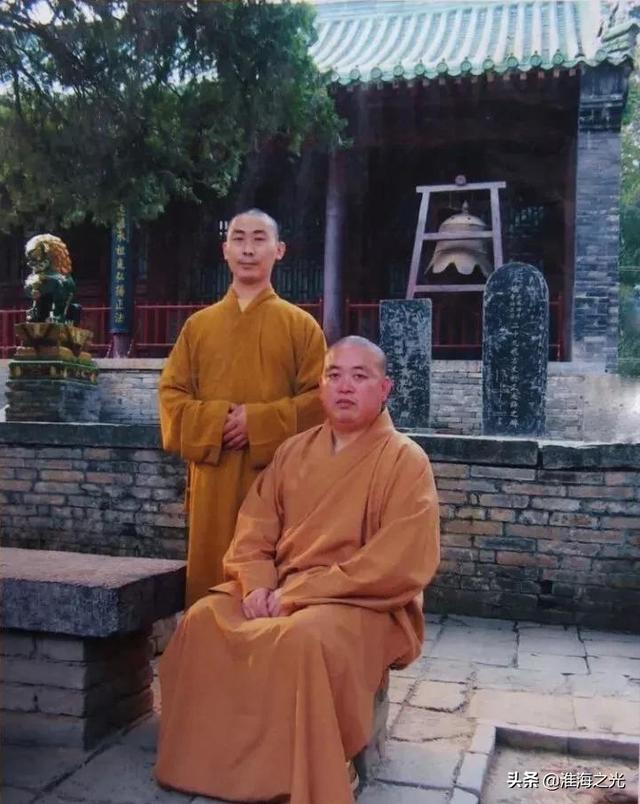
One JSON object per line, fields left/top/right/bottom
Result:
{"left": 345, "top": 295, "right": 564, "bottom": 360}
{"left": 0, "top": 297, "right": 565, "bottom": 360}
{"left": 0, "top": 306, "right": 111, "bottom": 359}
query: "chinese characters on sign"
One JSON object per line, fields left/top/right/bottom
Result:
{"left": 506, "top": 277, "right": 523, "bottom": 428}
{"left": 507, "top": 770, "right": 627, "bottom": 790}
{"left": 109, "top": 207, "right": 133, "bottom": 334}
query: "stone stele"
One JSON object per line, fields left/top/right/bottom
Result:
{"left": 482, "top": 261, "right": 549, "bottom": 437}
{"left": 380, "top": 298, "right": 432, "bottom": 429}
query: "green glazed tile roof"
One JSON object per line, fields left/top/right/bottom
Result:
{"left": 309, "top": 0, "right": 638, "bottom": 84}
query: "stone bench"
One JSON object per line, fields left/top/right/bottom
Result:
{"left": 1, "top": 545, "right": 390, "bottom": 789}
{"left": 1, "top": 547, "right": 185, "bottom": 749}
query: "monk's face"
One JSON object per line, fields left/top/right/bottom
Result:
{"left": 321, "top": 345, "right": 392, "bottom": 432}
{"left": 223, "top": 214, "right": 285, "bottom": 287}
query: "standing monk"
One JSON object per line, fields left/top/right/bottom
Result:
{"left": 156, "top": 336, "right": 441, "bottom": 804}
{"left": 159, "top": 209, "right": 326, "bottom": 606}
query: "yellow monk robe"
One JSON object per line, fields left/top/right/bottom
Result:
{"left": 158, "top": 286, "right": 326, "bottom": 606}
{"left": 155, "top": 409, "right": 440, "bottom": 804}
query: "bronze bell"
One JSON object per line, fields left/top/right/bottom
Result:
{"left": 427, "top": 201, "right": 492, "bottom": 278}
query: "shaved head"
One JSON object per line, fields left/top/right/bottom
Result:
{"left": 321, "top": 336, "right": 393, "bottom": 435}
{"left": 327, "top": 336, "right": 387, "bottom": 375}
{"left": 227, "top": 208, "right": 279, "bottom": 240}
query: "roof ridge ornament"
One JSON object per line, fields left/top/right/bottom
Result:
{"left": 599, "top": 0, "right": 633, "bottom": 36}
{"left": 530, "top": 51, "right": 542, "bottom": 68}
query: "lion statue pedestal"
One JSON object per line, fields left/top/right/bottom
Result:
{"left": 5, "top": 235, "right": 101, "bottom": 423}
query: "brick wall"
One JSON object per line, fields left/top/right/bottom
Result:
{"left": 572, "top": 65, "right": 625, "bottom": 370}
{"left": 95, "top": 360, "right": 640, "bottom": 440}
{"left": 96, "top": 359, "right": 164, "bottom": 424}
{"left": 422, "top": 448, "right": 639, "bottom": 631}
{"left": 430, "top": 362, "right": 483, "bottom": 435}
{"left": 0, "top": 424, "right": 185, "bottom": 559}
{"left": 1, "top": 423, "right": 638, "bottom": 631}
{"left": 2, "top": 359, "right": 639, "bottom": 440}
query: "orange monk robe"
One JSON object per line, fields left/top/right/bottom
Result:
{"left": 155, "top": 409, "right": 441, "bottom": 804}
{"left": 158, "top": 286, "right": 326, "bottom": 606}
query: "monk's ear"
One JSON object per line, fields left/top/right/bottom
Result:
{"left": 382, "top": 376, "right": 393, "bottom": 401}
{"left": 276, "top": 241, "right": 286, "bottom": 261}
{"left": 222, "top": 240, "right": 229, "bottom": 261}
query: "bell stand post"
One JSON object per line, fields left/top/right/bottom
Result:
{"left": 406, "top": 181, "right": 506, "bottom": 298}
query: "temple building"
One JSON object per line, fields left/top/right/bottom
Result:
{"left": 0, "top": 0, "right": 637, "bottom": 369}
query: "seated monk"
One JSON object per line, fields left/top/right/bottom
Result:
{"left": 155, "top": 335, "right": 441, "bottom": 804}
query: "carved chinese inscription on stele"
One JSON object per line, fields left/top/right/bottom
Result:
{"left": 380, "top": 299, "right": 431, "bottom": 430}
{"left": 482, "top": 262, "right": 549, "bottom": 437}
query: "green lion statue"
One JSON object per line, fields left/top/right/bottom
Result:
{"left": 24, "top": 234, "right": 81, "bottom": 324}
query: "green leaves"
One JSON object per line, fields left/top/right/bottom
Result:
{"left": 620, "top": 61, "right": 640, "bottom": 370}
{"left": 622, "top": 68, "right": 640, "bottom": 263}
{"left": 0, "top": 0, "right": 341, "bottom": 232}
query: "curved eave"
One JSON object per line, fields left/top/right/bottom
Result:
{"left": 326, "top": 51, "right": 635, "bottom": 87}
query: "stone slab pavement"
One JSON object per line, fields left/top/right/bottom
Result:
{"left": 3, "top": 614, "right": 639, "bottom": 804}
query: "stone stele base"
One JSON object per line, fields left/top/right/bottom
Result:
{"left": 6, "top": 361, "right": 100, "bottom": 422}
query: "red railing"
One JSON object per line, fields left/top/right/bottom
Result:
{"left": 549, "top": 296, "right": 564, "bottom": 362}
{"left": 132, "top": 303, "right": 207, "bottom": 356}
{"left": 130, "top": 300, "right": 324, "bottom": 356}
{"left": 0, "top": 296, "right": 565, "bottom": 360}
{"left": 0, "top": 306, "right": 112, "bottom": 359}
{"left": 297, "top": 300, "right": 323, "bottom": 325}
{"left": 345, "top": 295, "right": 564, "bottom": 360}
{"left": 0, "top": 308, "right": 23, "bottom": 359}
{"left": 345, "top": 301, "right": 380, "bottom": 343}
{"left": 79, "top": 306, "right": 111, "bottom": 356}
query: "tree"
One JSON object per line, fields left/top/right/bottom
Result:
{"left": 621, "top": 71, "right": 640, "bottom": 265}
{"left": 620, "top": 60, "right": 640, "bottom": 373}
{"left": 0, "top": 0, "right": 342, "bottom": 232}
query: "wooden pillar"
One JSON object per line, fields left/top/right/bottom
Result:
{"left": 109, "top": 207, "right": 134, "bottom": 358}
{"left": 323, "top": 150, "right": 347, "bottom": 345}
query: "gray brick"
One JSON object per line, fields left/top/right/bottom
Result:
{"left": 2, "top": 632, "right": 36, "bottom": 657}
{"left": 1, "top": 709, "right": 109, "bottom": 748}
{"left": 3, "top": 683, "right": 39, "bottom": 712}
{"left": 455, "top": 752, "right": 490, "bottom": 796}
{"left": 1, "top": 656, "right": 107, "bottom": 690}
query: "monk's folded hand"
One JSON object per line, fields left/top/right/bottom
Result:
{"left": 266, "top": 588, "right": 282, "bottom": 617}
{"left": 222, "top": 404, "right": 249, "bottom": 450}
{"left": 242, "top": 587, "right": 272, "bottom": 619}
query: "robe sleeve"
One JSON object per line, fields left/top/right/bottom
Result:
{"left": 158, "top": 318, "right": 230, "bottom": 465}
{"left": 222, "top": 457, "right": 282, "bottom": 597}
{"left": 278, "top": 449, "right": 440, "bottom": 615}
{"left": 244, "top": 316, "right": 326, "bottom": 469}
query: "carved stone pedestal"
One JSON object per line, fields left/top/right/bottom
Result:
{"left": 6, "top": 373, "right": 100, "bottom": 422}
{"left": 6, "top": 323, "right": 100, "bottom": 422}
